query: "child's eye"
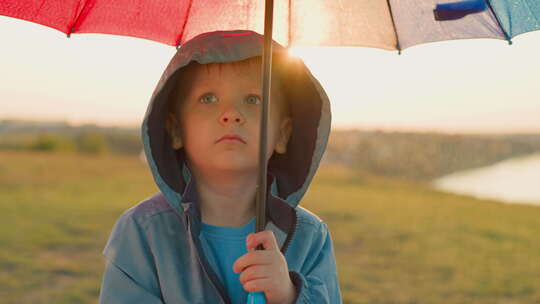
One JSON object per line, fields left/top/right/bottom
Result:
{"left": 245, "top": 95, "right": 261, "bottom": 105}
{"left": 200, "top": 93, "right": 218, "bottom": 104}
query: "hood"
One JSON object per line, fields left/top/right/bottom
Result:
{"left": 141, "top": 30, "right": 331, "bottom": 215}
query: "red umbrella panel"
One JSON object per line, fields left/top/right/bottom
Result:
{"left": 3, "top": 0, "right": 538, "bottom": 51}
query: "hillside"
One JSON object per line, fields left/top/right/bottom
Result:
{"left": 1, "top": 151, "right": 539, "bottom": 303}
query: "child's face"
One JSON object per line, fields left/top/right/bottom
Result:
{"left": 168, "top": 61, "right": 292, "bottom": 175}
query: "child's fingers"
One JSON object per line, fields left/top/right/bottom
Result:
{"left": 242, "top": 277, "right": 272, "bottom": 293}
{"left": 246, "top": 230, "right": 279, "bottom": 251}
{"left": 233, "top": 250, "right": 273, "bottom": 273}
{"left": 238, "top": 264, "right": 269, "bottom": 285}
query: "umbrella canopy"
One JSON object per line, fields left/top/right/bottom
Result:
{"left": 1, "top": 0, "right": 539, "bottom": 51}
{"left": 2, "top": 2, "right": 539, "bottom": 303}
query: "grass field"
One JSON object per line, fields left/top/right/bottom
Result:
{"left": 1, "top": 151, "right": 539, "bottom": 303}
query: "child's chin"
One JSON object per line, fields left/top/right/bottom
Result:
{"left": 212, "top": 158, "right": 257, "bottom": 172}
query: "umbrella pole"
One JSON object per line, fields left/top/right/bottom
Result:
{"left": 255, "top": 0, "right": 274, "bottom": 240}
{"left": 248, "top": 0, "right": 273, "bottom": 303}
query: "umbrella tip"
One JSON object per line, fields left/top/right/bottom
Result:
{"left": 67, "top": 26, "right": 75, "bottom": 38}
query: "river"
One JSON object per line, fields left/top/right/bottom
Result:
{"left": 432, "top": 153, "right": 540, "bottom": 206}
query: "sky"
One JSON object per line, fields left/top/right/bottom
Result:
{"left": 1, "top": 16, "right": 539, "bottom": 134}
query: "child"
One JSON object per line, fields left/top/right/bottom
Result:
{"left": 99, "top": 30, "right": 342, "bottom": 304}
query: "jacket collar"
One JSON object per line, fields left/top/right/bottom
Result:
{"left": 179, "top": 164, "right": 296, "bottom": 241}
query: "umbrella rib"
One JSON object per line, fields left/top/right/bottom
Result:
{"left": 385, "top": 0, "right": 402, "bottom": 55}
{"left": 67, "top": 0, "right": 93, "bottom": 37}
{"left": 484, "top": 0, "right": 513, "bottom": 45}
{"left": 176, "top": 0, "right": 194, "bottom": 48}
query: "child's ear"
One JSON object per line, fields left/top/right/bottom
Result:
{"left": 166, "top": 113, "right": 183, "bottom": 150}
{"left": 275, "top": 117, "right": 292, "bottom": 154}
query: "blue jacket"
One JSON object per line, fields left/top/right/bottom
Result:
{"left": 99, "top": 30, "right": 342, "bottom": 304}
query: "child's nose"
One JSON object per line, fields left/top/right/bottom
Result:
{"left": 219, "top": 107, "right": 245, "bottom": 125}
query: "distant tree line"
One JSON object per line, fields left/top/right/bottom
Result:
{"left": 0, "top": 131, "right": 142, "bottom": 155}
{"left": 322, "top": 130, "right": 540, "bottom": 181}
{"left": 2, "top": 120, "right": 540, "bottom": 180}
{"left": 0, "top": 119, "right": 141, "bottom": 155}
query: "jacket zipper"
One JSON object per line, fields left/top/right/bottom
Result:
{"left": 280, "top": 207, "right": 298, "bottom": 255}
{"left": 183, "top": 206, "right": 230, "bottom": 304}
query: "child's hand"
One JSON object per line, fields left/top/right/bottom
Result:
{"left": 233, "top": 230, "right": 297, "bottom": 304}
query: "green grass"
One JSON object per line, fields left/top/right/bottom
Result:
{"left": 0, "top": 151, "right": 157, "bottom": 303}
{"left": 1, "top": 151, "right": 539, "bottom": 303}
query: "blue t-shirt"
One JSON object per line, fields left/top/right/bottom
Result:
{"left": 199, "top": 216, "right": 257, "bottom": 304}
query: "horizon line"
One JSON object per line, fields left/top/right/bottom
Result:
{"left": 2, "top": 117, "right": 540, "bottom": 136}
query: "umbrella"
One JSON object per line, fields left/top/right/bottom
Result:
{"left": 2, "top": 0, "right": 539, "bottom": 303}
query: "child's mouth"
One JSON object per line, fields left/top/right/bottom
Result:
{"left": 216, "top": 134, "right": 247, "bottom": 144}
